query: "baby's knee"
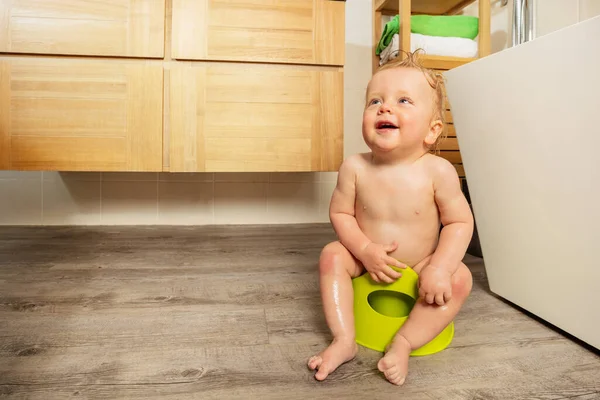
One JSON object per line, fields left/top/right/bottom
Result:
{"left": 319, "top": 241, "right": 348, "bottom": 273}
{"left": 452, "top": 263, "right": 473, "bottom": 299}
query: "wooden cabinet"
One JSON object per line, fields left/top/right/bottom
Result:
{"left": 169, "top": 63, "right": 343, "bottom": 172}
{"left": 0, "top": 58, "right": 163, "bottom": 171}
{"left": 171, "top": 0, "right": 344, "bottom": 65}
{"left": 0, "top": 1, "right": 345, "bottom": 172}
{"left": 0, "top": 0, "right": 166, "bottom": 58}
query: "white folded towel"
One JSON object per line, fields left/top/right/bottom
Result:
{"left": 380, "top": 33, "right": 401, "bottom": 66}
{"left": 379, "top": 33, "right": 479, "bottom": 66}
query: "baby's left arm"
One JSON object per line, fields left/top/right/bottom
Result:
{"left": 418, "top": 159, "right": 473, "bottom": 305}
{"left": 429, "top": 158, "right": 474, "bottom": 274}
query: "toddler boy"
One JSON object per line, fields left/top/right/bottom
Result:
{"left": 308, "top": 51, "right": 474, "bottom": 385}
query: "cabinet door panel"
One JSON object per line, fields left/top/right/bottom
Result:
{"left": 0, "top": 58, "right": 163, "bottom": 171}
{"left": 0, "top": 0, "right": 165, "bottom": 58}
{"left": 172, "top": 0, "right": 344, "bottom": 65}
{"left": 170, "top": 63, "right": 343, "bottom": 172}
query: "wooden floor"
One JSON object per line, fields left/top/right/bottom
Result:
{"left": 0, "top": 225, "right": 598, "bottom": 399}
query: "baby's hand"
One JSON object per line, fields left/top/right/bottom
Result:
{"left": 358, "top": 241, "right": 406, "bottom": 283}
{"left": 418, "top": 265, "right": 453, "bottom": 305}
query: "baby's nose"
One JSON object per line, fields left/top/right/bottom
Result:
{"left": 378, "top": 103, "right": 392, "bottom": 113}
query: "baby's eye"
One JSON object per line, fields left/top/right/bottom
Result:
{"left": 399, "top": 97, "right": 411, "bottom": 104}
{"left": 368, "top": 99, "right": 381, "bottom": 106}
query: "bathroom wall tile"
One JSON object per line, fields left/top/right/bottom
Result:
{"left": 101, "top": 181, "right": 158, "bottom": 225}
{"left": 318, "top": 172, "right": 339, "bottom": 183}
{"left": 43, "top": 172, "right": 101, "bottom": 182}
{"left": 102, "top": 172, "right": 158, "bottom": 182}
{"left": 267, "top": 182, "right": 321, "bottom": 223}
{"left": 318, "top": 180, "right": 338, "bottom": 223}
{"left": 345, "top": 0, "right": 373, "bottom": 91}
{"left": 579, "top": 0, "right": 600, "bottom": 20}
{"left": 214, "top": 173, "right": 270, "bottom": 183}
{"left": 0, "top": 180, "right": 42, "bottom": 225}
{"left": 344, "top": 88, "right": 370, "bottom": 157}
{"left": 158, "top": 172, "right": 214, "bottom": 182}
{"left": 158, "top": 182, "right": 213, "bottom": 225}
{"left": 345, "top": 44, "right": 374, "bottom": 91}
{"left": 0, "top": 171, "right": 41, "bottom": 180}
{"left": 269, "top": 172, "right": 319, "bottom": 183}
{"left": 214, "top": 183, "right": 268, "bottom": 224}
{"left": 42, "top": 178, "right": 101, "bottom": 225}
{"left": 536, "top": 0, "right": 579, "bottom": 37}
{"left": 345, "top": 0, "right": 373, "bottom": 47}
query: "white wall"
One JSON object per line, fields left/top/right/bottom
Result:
{"left": 0, "top": 0, "right": 375, "bottom": 226}
{"left": 537, "top": 0, "right": 600, "bottom": 36}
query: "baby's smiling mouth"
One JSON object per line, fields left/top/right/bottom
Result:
{"left": 375, "top": 120, "right": 398, "bottom": 131}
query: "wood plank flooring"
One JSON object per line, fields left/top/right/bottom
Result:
{"left": 0, "top": 224, "right": 598, "bottom": 399}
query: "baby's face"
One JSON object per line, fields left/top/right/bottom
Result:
{"left": 362, "top": 67, "right": 438, "bottom": 155}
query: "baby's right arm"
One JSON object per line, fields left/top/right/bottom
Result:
{"left": 329, "top": 155, "right": 403, "bottom": 283}
{"left": 329, "top": 155, "right": 371, "bottom": 256}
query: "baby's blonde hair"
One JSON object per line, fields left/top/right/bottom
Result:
{"left": 374, "top": 49, "right": 447, "bottom": 152}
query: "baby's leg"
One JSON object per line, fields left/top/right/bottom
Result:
{"left": 378, "top": 260, "right": 473, "bottom": 385}
{"left": 308, "top": 241, "right": 364, "bottom": 381}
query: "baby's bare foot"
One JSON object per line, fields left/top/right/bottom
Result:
{"left": 377, "top": 335, "right": 411, "bottom": 385}
{"left": 308, "top": 338, "right": 358, "bottom": 381}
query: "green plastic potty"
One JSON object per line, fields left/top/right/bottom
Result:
{"left": 352, "top": 265, "right": 454, "bottom": 356}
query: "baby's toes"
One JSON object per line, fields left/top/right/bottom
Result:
{"left": 314, "top": 363, "right": 332, "bottom": 381}
{"left": 308, "top": 355, "right": 322, "bottom": 370}
{"left": 389, "top": 373, "right": 406, "bottom": 386}
{"left": 382, "top": 366, "right": 399, "bottom": 382}
{"left": 386, "top": 366, "right": 402, "bottom": 379}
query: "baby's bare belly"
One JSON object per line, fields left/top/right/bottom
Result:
{"left": 358, "top": 217, "right": 439, "bottom": 267}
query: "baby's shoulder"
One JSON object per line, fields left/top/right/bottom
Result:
{"left": 338, "top": 153, "right": 371, "bottom": 175}
{"left": 420, "top": 153, "right": 460, "bottom": 182}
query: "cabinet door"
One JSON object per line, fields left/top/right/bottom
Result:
{"left": 171, "top": 0, "right": 344, "bottom": 65}
{"left": 0, "top": 0, "right": 165, "bottom": 58}
{"left": 0, "top": 58, "right": 163, "bottom": 171}
{"left": 169, "top": 63, "right": 343, "bottom": 172}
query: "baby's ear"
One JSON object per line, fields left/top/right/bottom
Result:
{"left": 424, "top": 119, "right": 443, "bottom": 146}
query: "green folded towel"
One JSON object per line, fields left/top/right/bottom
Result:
{"left": 376, "top": 15, "right": 400, "bottom": 55}
{"left": 412, "top": 15, "right": 479, "bottom": 39}
{"left": 376, "top": 15, "right": 479, "bottom": 55}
